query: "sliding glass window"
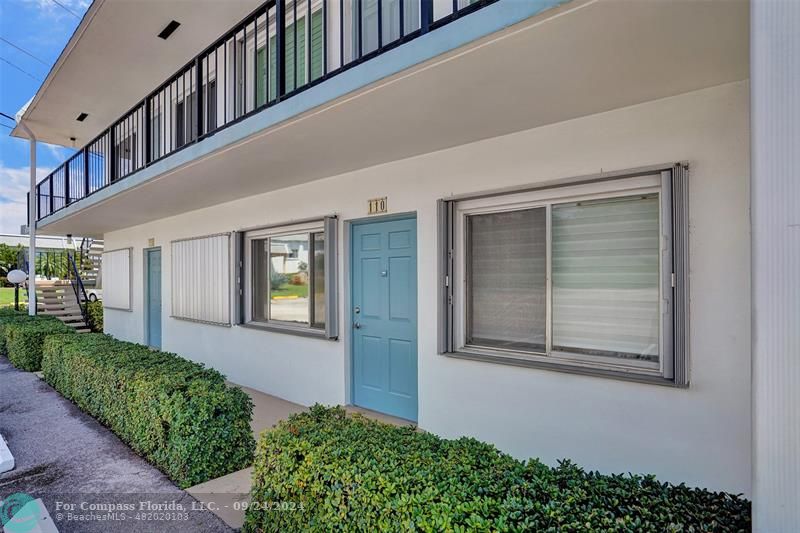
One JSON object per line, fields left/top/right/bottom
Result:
{"left": 244, "top": 218, "right": 337, "bottom": 337}
{"left": 441, "top": 169, "right": 687, "bottom": 384}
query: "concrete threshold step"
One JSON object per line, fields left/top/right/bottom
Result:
{"left": 186, "top": 468, "right": 251, "bottom": 530}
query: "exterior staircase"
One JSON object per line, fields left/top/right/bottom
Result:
{"left": 81, "top": 238, "right": 104, "bottom": 288}
{"left": 35, "top": 280, "right": 91, "bottom": 333}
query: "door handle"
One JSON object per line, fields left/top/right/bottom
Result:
{"left": 354, "top": 322, "right": 362, "bottom": 329}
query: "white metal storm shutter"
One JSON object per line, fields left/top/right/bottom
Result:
{"left": 324, "top": 216, "right": 339, "bottom": 339}
{"left": 671, "top": 163, "right": 690, "bottom": 387}
{"left": 102, "top": 248, "right": 132, "bottom": 311}
{"left": 170, "top": 234, "right": 231, "bottom": 325}
{"left": 437, "top": 199, "right": 455, "bottom": 353}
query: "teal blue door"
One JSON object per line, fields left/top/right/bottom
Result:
{"left": 352, "top": 216, "right": 417, "bottom": 421}
{"left": 146, "top": 249, "right": 162, "bottom": 348}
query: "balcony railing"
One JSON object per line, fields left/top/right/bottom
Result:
{"left": 31, "top": 0, "right": 494, "bottom": 222}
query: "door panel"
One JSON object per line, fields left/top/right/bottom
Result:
{"left": 352, "top": 216, "right": 417, "bottom": 421}
{"left": 146, "top": 249, "right": 162, "bottom": 349}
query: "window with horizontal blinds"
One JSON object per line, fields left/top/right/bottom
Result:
{"left": 466, "top": 208, "right": 547, "bottom": 352}
{"left": 102, "top": 248, "right": 131, "bottom": 311}
{"left": 552, "top": 195, "right": 660, "bottom": 363}
{"left": 310, "top": 9, "right": 324, "bottom": 81}
{"left": 256, "top": 46, "right": 268, "bottom": 107}
{"left": 438, "top": 166, "right": 689, "bottom": 386}
{"left": 286, "top": 17, "right": 306, "bottom": 90}
{"left": 171, "top": 234, "right": 231, "bottom": 325}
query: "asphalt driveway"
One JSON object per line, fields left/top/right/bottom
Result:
{"left": 0, "top": 356, "right": 234, "bottom": 533}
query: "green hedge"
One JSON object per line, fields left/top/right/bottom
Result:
{"left": 0, "top": 308, "right": 28, "bottom": 355}
{"left": 85, "top": 300, "right": 103, "bottom": 332}
{"left": 0, "top": 311, "right": 72, "bottom": 371}
{"left": 42, "top": 334, "right": 255, "bottom": 488}
{"left": 245, "top": 406, "right": 751, "bottom": 532}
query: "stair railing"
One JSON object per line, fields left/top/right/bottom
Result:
{"left": 68, "top": 251, "right": 90, "bottom": 326}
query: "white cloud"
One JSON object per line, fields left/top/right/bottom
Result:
{"left": 44, "top": 143, "right": 70, "bottom": 161}
{"left": 22, "top": 0, "right": 90, "bottom": 21}
{"left": 0, "top": 163, "right": 52, "bottom": 234}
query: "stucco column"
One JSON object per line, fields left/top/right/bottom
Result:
{"left": 751, "top": 0, "right": 800, "bottom": 530}
{"left": 15, "top": 117, "right": 37, "bottom": 316}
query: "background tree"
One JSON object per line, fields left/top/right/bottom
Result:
{"left": 0, "top": 244, "right": 23, "bottom": 278}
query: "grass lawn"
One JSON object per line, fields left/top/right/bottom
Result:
{"left": 271, "top": 281, "right": 308, "bottom": 299}
{"left": 0, "top": 287, "right": 27, "bottom": 307}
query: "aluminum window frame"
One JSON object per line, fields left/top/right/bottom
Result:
{"left": 241, "top": 216, "right": 338, "bottom": 339}
{"left": 438, "top": 164, "right": 689, "bottom": 387}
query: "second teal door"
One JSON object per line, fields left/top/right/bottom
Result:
{"left": 146, "top": 248, "right": 161, "bottom": 349}
{"left": 352, "top": 216, "right": 418, "bottom": 421}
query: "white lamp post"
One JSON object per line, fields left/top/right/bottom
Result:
{"left": 7, "top": 269, "right": 27, "bottom": 311}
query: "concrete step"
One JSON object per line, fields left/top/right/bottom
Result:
{"left": 56, "top": 317, "right": 85, "bottom": 325}
{"left": 37, "top": 305, "right": 67, "bottom": 311}
{"left": 37, "top": 295, "right": 66, "bottom": 301}
{"left": 39, "top": 309, "right": 82, "bottom": 317}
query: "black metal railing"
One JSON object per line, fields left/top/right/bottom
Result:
{"left": 32, "top": 0, "right": 493, "bottom": 222}
{"left": 68, "top": 251, "right": 90, "bottom": 325}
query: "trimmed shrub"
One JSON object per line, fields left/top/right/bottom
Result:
{"left": 85, "top": 300, "right": 103, "bottom": 332}
{"left": 0, "top": 308, "right": 29, "bottom": 355}
{"left": 270, "top": 271, "right": 288, "bottom": 290}
{"left": 245, "top": 406, "right": 751, "bottom": 532}
{"left": 1, "top": 313, "right": 71, "bottom": 371}
{"left": 42, "top": 334, "right": 255, "bottom": 488}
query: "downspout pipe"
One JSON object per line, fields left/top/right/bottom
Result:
{"left": 15, "top": 118, "right": 37, "bottom": 316}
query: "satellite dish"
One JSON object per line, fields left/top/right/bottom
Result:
{"left": 7, "top": 270, "right": 27, "bottom": 285}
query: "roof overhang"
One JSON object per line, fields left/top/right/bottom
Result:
{"left": 11, "top": 0, "right": 262, "bottom": 146}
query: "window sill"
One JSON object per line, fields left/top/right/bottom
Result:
{"left": 104, "top": 306, "right": 132, "bottom": 312}
{"left": 239, "top": 321, "right": 331, "bottom": 340}
{"left": 443, "top": 349, "right": 687, "bottom": 388}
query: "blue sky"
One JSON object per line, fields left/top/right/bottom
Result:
{"left": 0, "top": 0, "right": 89, "bottom": 234}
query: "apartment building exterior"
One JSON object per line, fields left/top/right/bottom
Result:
{"left": 11, "top": 0, "right": 798, "bottom": 529}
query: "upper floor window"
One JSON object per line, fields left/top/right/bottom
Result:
{"left": 438, "top": 166, "right": 689, "bottom": 386}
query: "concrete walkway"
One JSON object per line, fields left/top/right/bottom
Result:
{"left": 0, "top": 357, "right": 232, "bottom": 533}
{"left": 187, "top": 384, "right": 415, "bottom": 529}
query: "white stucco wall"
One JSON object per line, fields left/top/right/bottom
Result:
{"left": 104, "top": 80, "right": 751, "bottom": 495}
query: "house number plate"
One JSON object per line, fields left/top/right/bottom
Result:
{"left": 368, "top": 197, "right": 388, "bottom": 215}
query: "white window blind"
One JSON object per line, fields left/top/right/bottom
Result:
{"left": 551, "top": 195, "right": 661, "bottom": 362}
{"left": 102, "top": 248, "right": 131, "bottom": 310}
{"left": 171, "top": 234, "right": 231, "bottom": 325}
{"left": 439, "top": 166, "right": 689, "bottom": 386}
{"left": 467, "top": 208, "right": 547, "bottom": 351}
